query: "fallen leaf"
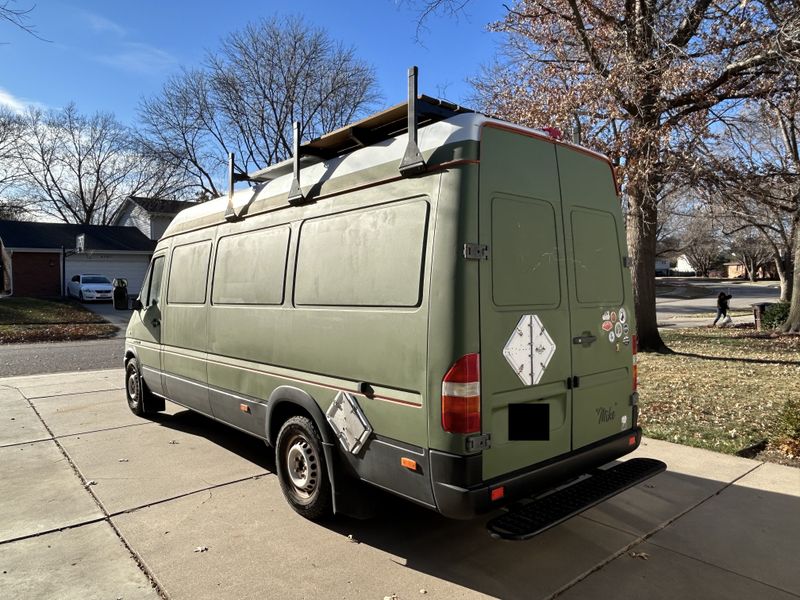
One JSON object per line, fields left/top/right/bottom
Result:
{"left": 193, "top": 546, "right": 208, "bottom": 553}
{"left": 630, "top": 551, "right": 649, "bottom": 560}
{"left": 84, "top": 480, "right": 97, "bottom": 487}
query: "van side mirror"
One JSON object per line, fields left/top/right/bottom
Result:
{"left": 131, "top": 298, "right": 143, "bottom": 311}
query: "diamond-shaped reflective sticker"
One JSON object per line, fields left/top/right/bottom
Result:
{"left": 502, "top": 314, "right": 557, "bottom": 386}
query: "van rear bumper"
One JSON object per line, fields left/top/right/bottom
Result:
{"left": 429, "top": 428, "right": 642, "bottom": 519}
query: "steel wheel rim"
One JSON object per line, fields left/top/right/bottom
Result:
{"left": 127, "top": 368, "right": 140, "bottom": 407}
{"left": 285, "top": 434, "right": 318, "bottom": 499}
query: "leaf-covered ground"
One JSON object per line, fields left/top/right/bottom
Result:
{"left": 638, "top": 327, "right": 800, "bottom": 466}
{"left": 0, "top": 297, "right": 117, "bottom": 343}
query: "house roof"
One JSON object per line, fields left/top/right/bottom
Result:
{"left": 129, "top": 197, "right": 194, "bottom": 215}
{"left": 0, "top": 220, "right": 156, "bottom": 252}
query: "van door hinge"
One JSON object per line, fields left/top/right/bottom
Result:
{"left": 465, "top": 433, "right": 491, "bottom": 453}
{"left": 463, "top": 243, "right": 489, "bottom": 260}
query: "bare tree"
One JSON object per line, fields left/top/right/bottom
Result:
{"left": 727, "top": 230, "right": 775, "bottom": 281}
{"left": 1, "top": 1, "right": 47, "bottom": 41}
{"left": 680, "top": 212, "right": 724, "bottom": 277}
{"left": 139, "top": 16, "right": 380, "bottom": 196}
{"left": 412, "top": 0, "right": 799, "bottom": 351}
{"left": 0, "top": 107, "right": 29, "bottom": 219}
{"left": 14, "top": 104, "right": 186, "bottom": 224}
{"left": 694, "top": 97, "right": 799, "bottom": 310}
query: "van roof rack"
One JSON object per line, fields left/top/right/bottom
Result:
{"left": 223, "top": 67, "right": 474, "bottom": 219}
{"left": 247, "top": 72, "right": 473, "bottom": 184}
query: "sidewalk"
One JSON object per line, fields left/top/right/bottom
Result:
{"left": 1, "top": 369, "right": 798, "bottom": 600}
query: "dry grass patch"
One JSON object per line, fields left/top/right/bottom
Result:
{"left": 638, "top": 327, "right": 800, "bottom": 466}
{"left": 0, "top": 297, "right": 116, "bottom": 343}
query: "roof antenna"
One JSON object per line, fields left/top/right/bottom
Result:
{"left": 399, "top": 66, "right": 426, "bottom": 176}
{"left": 288, "top": 121, "right": 306, "bottom": 204}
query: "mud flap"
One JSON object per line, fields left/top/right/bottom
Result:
{"left": 486, "top": 457, "right": 666, "bottom": 540}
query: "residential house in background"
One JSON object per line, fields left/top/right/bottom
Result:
{"left": 0, "top": 221, "right": 155, "bottom": 297}
{"left": 113, "top": 196, "right": 194, "bottom": 241}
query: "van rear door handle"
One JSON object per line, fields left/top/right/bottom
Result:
{"left": 572, "top": 333, "right": 596, "bottom": 347}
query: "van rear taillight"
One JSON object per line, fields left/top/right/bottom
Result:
{"left": 632, "top": 334, "right": 638, "bottom": 392}
{"left": 442, "top": 353, "right": 481, "bottom": 434}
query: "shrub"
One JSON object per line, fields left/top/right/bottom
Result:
{"left": 762, "top": 302, "right": 790, "bottom": 329}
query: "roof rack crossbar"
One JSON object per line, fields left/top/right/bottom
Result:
{"left": 399, "top": 66, "right": 427, "bottom": 176}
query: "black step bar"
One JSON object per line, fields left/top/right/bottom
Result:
{"left": 486, "top": 457, "right": 666, "bottom": 541}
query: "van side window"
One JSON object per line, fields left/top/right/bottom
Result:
{"left": 212, "top": 226, "right": 290, "bottom": 305}
{"left": 168, "top": 241, "right": 212, "bottom": 304}
{"left": 570, "top": 208, "right": 624, "bottom": 305}
{"left": 148, "top": 256, "right": 165, "bottom": 306}
{"left": 294, "top": 200, "right": 429, "bottom": 307}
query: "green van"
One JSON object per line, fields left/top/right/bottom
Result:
{"left": 115, "top": 70, "right": 664, "bottom": 539}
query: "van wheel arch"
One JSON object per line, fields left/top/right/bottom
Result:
{"left": 265, "top": 386, "right": 334, "bottom": 447}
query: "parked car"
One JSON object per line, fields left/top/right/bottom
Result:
{"left": 68, "top": 274, "right": 114, "bottom": 302}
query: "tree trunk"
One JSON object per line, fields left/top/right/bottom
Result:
{"left": 775, "top": 253, "right": 792, "bottom": 302}
{"left": 782, "top": 220, "right": 800, "bottom": 332}
{"left": 627, "top": 183, "right": 669, "bottom": 352}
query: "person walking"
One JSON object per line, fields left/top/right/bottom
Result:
{"left": 713, "top": 291, "right": 733, "bottom": 326}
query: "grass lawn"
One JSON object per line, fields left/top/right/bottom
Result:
{"left": 638, "top": 327, "right": 800, "bottom": 466}
{"left": 0, "top": 297, "right": 117, "bottom": 343}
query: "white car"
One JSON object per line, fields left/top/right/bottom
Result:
{"left": 68, "top": 274, "right": 114, "bottom": 302}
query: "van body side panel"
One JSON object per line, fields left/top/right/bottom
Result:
{"left": 425, "top": 165, "right": 481, "bottom": 455}
{"left": 161, "top": 231, "right": 213, "bottom": 415}
{"left": 205, "top": 178, "right": 437, "bottom": 452}
{"left": 479, "top": 127, "right": 574, "bottom": 480}
{"left": 556, "top": 146, "right": 636, "bottom": 449}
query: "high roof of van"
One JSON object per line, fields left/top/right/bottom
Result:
{"left": 162, "top": 103, "right": 613, "bottom": 240}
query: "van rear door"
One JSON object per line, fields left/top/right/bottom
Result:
{"left": 478, "top": 126, "right": 573, "bottom": 480}
{"left": 556, "top": 146, "right": 635, "bottom": 449}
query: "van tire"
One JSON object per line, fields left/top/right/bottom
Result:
{"left": 275, "top": 415, "right": 332, "bottom": 520}
{"left": 125, "top": 360, "right": 158, "bottom": 418}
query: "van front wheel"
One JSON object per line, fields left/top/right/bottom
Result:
{"left": 275, "top": 416, "right": 332, "bottom": 520}
{"left": 125, "top": 360, "right": 159, "bottom": 417}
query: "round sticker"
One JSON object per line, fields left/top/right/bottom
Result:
{"left": 614, "top": 322, "right": 623, "bottom": 337}
{"left": 622, "top": 335, "right": 631, "bottom": 345}
{"left": 608, "top": 331, "right": 616, "bottom": 343}
{"left": 619, "top": 307, "right": 627, "bottom": 324}
{"left": 611, "top": 311, "right": 617, "bottom": 323}
{"left": 623, "top": 323, "right": 630, "bottom": 335}
{"left": 602, "top": 321, "right": 613, "bottom": 332}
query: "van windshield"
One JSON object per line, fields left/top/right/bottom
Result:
{"left": 82, "top": 276, "right": 111, "bottom": 284}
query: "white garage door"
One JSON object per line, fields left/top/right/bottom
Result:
{"left": 65, "top": 253, "right": 152, "bottom": 295}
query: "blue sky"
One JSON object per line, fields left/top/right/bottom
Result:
{"left": 0, "top": 1, "right": 507, "bottom": 125}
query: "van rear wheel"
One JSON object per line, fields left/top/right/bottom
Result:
{"left": 275, "top": 416, "right": 332, "bottom": 520}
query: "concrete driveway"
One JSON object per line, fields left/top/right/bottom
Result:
{"left": 1, "top": 369, "right": 798, "bottom": 600}
{"left": 81, "top": 301, "right": 132, "bottom": 335}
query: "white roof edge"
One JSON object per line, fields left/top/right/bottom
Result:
{"left": 166, "top": 113, "right": 612, "bottom": 234}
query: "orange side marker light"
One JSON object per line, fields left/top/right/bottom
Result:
{"left": 400, "top": 457, "right": 417, "bottom": 471}
{"left": 491, "top": 486, "right": 505, "bottom": 501}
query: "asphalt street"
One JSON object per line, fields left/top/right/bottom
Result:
{"left": 0, "top": 338, "right": 125, "bottom": 377}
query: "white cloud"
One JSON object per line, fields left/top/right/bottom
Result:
{"left": 84, "top": 12, "right": 126, "bottom": 37}
{"left": 0, "top": 88, "right": 36, "bottom": 114}
{"left": 95, "top": 42, "right": 178, "bottom": 74}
